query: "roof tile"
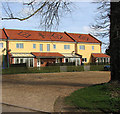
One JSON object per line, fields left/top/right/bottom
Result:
{"left": 32, "top": 52, "right": 64, "bottom": 57}
{"left": 1, "top": 29, "right": 101, "bottom": 43}
{"left": 92, "top": 53, "right": 110, "bottom": 58}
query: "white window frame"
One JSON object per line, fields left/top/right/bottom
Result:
{"left": 53, "top": 44, "right": 56, "bottom": 49}
{"left": 79, "top": 45, "right": 85, "bottom": 50}
{"left": 64, "top": 45, "right": 70, "bottom": 50}
{"left": 47, "top": 44, "right": 50, "bottom": 51}
{"left": 16, "top": 43, "right": 24, "bottom": 48}
{"left": 33, "top": 44, "right": 36, "bottom": 49}
{"left": 0, "top": 43, "right": 3, "bottom": 49}
{"left": 82, "top": 58, "right": 87, "bottom": 62}
{"left": 40, "top": 44, "right": 43, "bottom": 51}
{"left": 14, "top": 58, "right": 34, "bottom": 67}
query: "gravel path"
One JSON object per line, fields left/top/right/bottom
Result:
{"left": 2, "top": 71, "right": 110, "bottom": 112}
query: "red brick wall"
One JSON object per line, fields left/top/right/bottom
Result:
{"left": 75, "top": 43, "right": 77, "bottom": 53}
{"left": 41, "top": 58, "right": 56, "bottom": 63}
{"left": 10, "top": 57, "right": 14, "bottom": 64}
{"left": 34, "top": 58, "right": 37, "bottom": 67}
{"left": 40, "top": 58, "right": 56, "bottom": 67}
{"left": 62, "top": 58, "right": 64, "bottom": 63}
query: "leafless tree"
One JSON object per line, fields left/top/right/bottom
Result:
{"left": 91, "top": 0, "right": 120, "bottom": 82}
{"left": 90, "top": 0, "right": 110, "bottom": 50}
{"left": 90, "top": 0, "right": 110, "bottom": 38}
{"left": 2, "top": 0, "right": 73, "bottom": 30}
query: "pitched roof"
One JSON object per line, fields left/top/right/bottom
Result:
{"left": 32, "top": 52, "right": 64, "bottom": 58}
{"left": 0, "top": 29, "right": 7, "bottom": 39}
{"left": 65, "top": 32, "right": 101, "bottom": 43}
{"left": 1, "top": 28, "right": 101, "bottom": 43}
{"left": 1, "top": 29, "right": 74, "bottom": 42}
{"left": 92, "top": 53, "right": 110, "bottom": 58}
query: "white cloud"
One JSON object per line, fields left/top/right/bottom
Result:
{"left": 82, "top": 26, "right": 91, "bottom": 33}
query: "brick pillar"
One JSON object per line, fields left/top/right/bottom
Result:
{"left": 10, "top": 58, "right": 14, "bottom": 64}
{"left": 62, "top": 58, "right": 64, "bottom": 63}
{"left": 34, "top": 58, "right": 37, "bottom": 67}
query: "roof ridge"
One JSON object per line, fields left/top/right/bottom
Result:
{"left": 88, "top": 34, "right": 101, "bottom": 44}
{"left": 4, "top": 28, "right": 66, "bottom": 34}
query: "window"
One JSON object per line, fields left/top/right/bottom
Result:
{"left": 0, "top": 43, "right": 3, "bottom": 48}
{"left": 92, "top": 46, "right": 94, "bottom": 50}
{"left": 20, "top": 58, "right": 23, "bottom": 63}
{"left": 53, "top": 44, "right": 56, "bottom": 49}
{"left": 16, "top": 43, "right": 24, "bottom": 48}
{"left": 64, "top": 45, "right": 70, "bottom": 49}
{"left": 33, "top": 44, "right": 36, "bottom": 49}
{"left": 65, "top": 58, "right": 68, "bottom": 63}
{"left": 47, "top": 44, "right": 50, "bottom": 51}
{"left": 79, "top": 45, "right": 85, "bottom": 50}
{"left": 40, "top": 44, "right": 43, "bottom": 51}
{"left": 30, "top": 58, "right": 33, "bottom": 67}
{"left": 82, "top": 58, "right": 87, "bottom": 62}
{"left": 15, "top": 58, "right": 19, "bottom": 64}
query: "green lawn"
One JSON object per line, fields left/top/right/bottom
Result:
{"left": 65, "top": 82, "right": 120, "bottom": 113}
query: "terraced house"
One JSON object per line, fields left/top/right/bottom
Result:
{"left": 0, "top": 28, "right": 110, "bottom": 67}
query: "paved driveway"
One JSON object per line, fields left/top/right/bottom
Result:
{"left": 2, "top": 71, "right": 110, "bottom": 112}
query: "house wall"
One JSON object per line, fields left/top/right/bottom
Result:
{"left": 9, "top": 40, "right": 75, "bottom": 54}
{"left": 77, "top": 43, "right": 101, "bottom": 63}
{"left": 2, "top": 40, "right": 101, "bottom": 64}
{"left": 0, "top": 41, "right": 6, "bottom": 55}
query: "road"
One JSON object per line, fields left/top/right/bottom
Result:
{"left": 2, "top": 71, "right": 110, "bottom": 112}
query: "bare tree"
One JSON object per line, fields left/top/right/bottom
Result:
{"left": 90, "top": 0, "right": 110, "bottom": 38}
{"left": 2, "top": 0, "right": 73, "bottom": 29}
{"left": 90, "top": 0, "right": 110, "bottom": 50}
{"left": 91, "top": 0, "right": 120, "bottom": 82}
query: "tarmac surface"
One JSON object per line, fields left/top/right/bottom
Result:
{"left": 2, "top": 71, "right": 110, "bottom": 112}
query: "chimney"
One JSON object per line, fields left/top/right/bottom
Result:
{"left": 64, "top": 31, "right": 78, "bottom": 53}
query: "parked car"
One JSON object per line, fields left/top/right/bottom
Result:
{"left": 104, "top": 65, "right": 110, "bottom": 71}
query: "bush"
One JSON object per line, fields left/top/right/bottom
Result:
{"left": 2, "top": 66, "right": 60, "bottom": 74}
{"left": 90, "top": 65, "right": 105, "bottom": 71}
{"left": 67, "top": 66, "right": 84, "bottom": 72}
{"left": 48, "top": 62, "right": 75, "bottom": 66}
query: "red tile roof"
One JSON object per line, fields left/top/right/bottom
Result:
{"left": 1, "top": 29, "right": 74, "bottom": 42}
{"left": 0, "top": 29, "right": 7, "bottom": 39}
{"left": 65, "top": 32, "right": 101, "bottom": 43}
{"left": 1, "top": 28, "right": 101, "bottom": 43}
{"left": 32, "top": 52, "right": 64, "bottom": 58}
{"left": 92, "top": 53, "right": 110, "bottom": 58}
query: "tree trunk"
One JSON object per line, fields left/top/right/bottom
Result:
{"left": 110, "top": 2, "right": 120, "bottom": 82}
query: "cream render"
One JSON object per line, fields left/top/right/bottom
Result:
{"left": 77, "top": 43, "right": 101, "bottom": 63}
{"left": 0, "top": 41, "right": 6, "bottom": 55}
{"left": 8, "top": 41, "right": 101, "bottom": 63}
{"left": 9, "top": 41, "right": 75, "bottom": 54}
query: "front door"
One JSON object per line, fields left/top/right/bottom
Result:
{"left": 37, "top": 59, "right": 40, "bottom": 67}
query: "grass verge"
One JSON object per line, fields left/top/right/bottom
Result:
{"left": 65, "top": 82, "right": 120, "bottom": 113}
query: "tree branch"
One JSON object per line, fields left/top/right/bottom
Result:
{"left": 2, "top": 2, "right": 47, "bottom": 21}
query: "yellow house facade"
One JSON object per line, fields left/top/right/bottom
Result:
{"left": 77, "top": 43, "right": 101, "bottom": 63}
{"left": 9, "top": 41, "right": 75, "bottom": 54}
{"left": 0, "top": 28, "right": 109, "bottom": 68}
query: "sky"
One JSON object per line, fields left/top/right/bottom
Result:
{"left": 1, "top": 1, "right": 109, "bottom": 52}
